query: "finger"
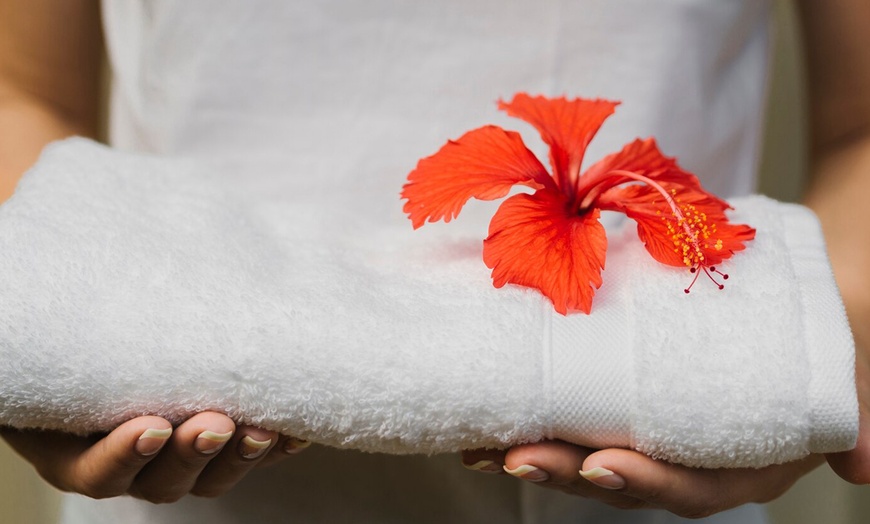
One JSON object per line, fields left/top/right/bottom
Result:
{"left": 68, "top": 417, "right": 174, "bottom": 498}
{"left": 460, "top": 448, "right": 507, "bottom": 474}
{"left": 191, "top": 425, "right": 278, "bottom": 498}
{"left": 3, "top": 416, "right": 173, "bottom": 498}
{"left": 827, "top": 353, "right": 870, "bottom": 484}
{"left": 256, "top": 436, "right": 310, "bottom": 469}
{"left": 504, "top": 440, "right": 592, "bottom": 483}
{"left": 579, "top": 449, "right": 823, "bottom": 519}
{"left": 827, "top": 406, "right": 870, "bottom": 484}
{"left": 131, "top": 412, "right": 235, "bottom": 503}
{"left": 503, "top": 441, "right": 645, "bottom": 507}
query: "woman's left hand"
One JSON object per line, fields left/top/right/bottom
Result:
{"left": 462, "top": 352, "right": 868, "bottom": 520}
{"left": 462, "top": 443, "right": 822, "bottom": 519}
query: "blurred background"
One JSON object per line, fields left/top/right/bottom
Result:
{"left": 1, "top": 0, "right": 867, "bottom": 522}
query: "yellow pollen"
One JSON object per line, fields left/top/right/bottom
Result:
{"left": 659, "top": 200, "right": 715, "bottom": 268}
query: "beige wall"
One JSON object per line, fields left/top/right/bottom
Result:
{"left": 0, "top": 1, "right": 866, "bottom": 523}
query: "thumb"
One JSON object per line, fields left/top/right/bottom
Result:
{"left": 827, "top": 403, "right": 870, "bottom": 484}
{"left": 827, "top": 349, "right": 870, "bottom": 484}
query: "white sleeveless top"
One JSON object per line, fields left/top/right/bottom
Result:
{"left": 62, "top": 1, "right": 772, "bottom": 522}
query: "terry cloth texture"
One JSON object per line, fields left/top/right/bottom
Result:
{"left": 0, "top": 139, "right": 858, "bottom": 468}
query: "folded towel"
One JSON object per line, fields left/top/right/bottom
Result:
{"left": 0, "top": 138, "right": 858, "bottom": 468}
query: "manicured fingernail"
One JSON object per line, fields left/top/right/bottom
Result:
{"left": 462, "top": 460, "right": 503, "bottom": 474}
{"left": 503, "top": 464, "right": 549, "bottom": 482}
{"left": 135, "top": 427, "right": 172, "bottom": 456}
{"left": 283, "top": 438, "right": 311, "bottom": 454}
{"left": 580, "top": 467, "right": 626, "bottom": 490}
{"left": 194, "top": 430, "right": 234, "bottom": 455}
{"left": 239, "top": 435, "right": 272, "bottom": 459}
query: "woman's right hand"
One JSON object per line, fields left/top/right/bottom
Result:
{"left": 0, "top": 413, "right": 308, "bottom": 503}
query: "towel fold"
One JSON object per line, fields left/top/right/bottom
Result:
{"left": 0, "top": 138, "right": 858, "bottom": 468}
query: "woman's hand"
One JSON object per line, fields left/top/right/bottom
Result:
{"left": 825, "top": 347, "right": 870, "bottom": 484}
{"left": 461, "top": 328, "right": 869, "bottom": 518}
{"left": 462, "top": 443, "right": 822, "bottom": 518}
{"left": 463, "top": 357, "right": 869, "bottom": 519}
{"left": 1, "top": 413, "right": 309, "bottom": 503}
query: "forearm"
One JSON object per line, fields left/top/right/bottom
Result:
{"left": 0, "top": 0, "right": 103, "bottom": 202}
{"left": 804, "top": 140, "right": 870, "bottom": 471}
{"left": 0, "top": 85, "right": 96, "bottom": 201}
{"left": 798, "top": 0, "right": 870, "bottom": 376}
{"left": 798, "top": 0, "right": 870, "bottom": 477}
{"left": 803, "top": 135, "right": 870, "bottom": 484}
{"left": 804, "top": 134, "right": 870, "bottom": 352}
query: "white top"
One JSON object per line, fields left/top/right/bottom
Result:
{"left": 62, "top": 0, "right": 772, "bottom": 522}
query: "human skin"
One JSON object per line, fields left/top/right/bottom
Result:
{"left": 0, "top": 0, "right": 867, "bottom": 515}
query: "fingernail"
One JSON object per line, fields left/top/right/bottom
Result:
{"left": 503, "top": 464, "right": 549, "bottom": 482}
{"left": 462, "top": 460, "right": 503, "bottom": 474}
{"left": 579, "top": 467, "right": 626, "bottom": 490}
{"left": 239, "top": 435, "right": 272, "bottom": 459}
{"left": 135, "top": 427, "right": 172, "bottom": 456}
{"left": 283, "top": 438, "right": 311, "bottom": 454}
{"left": 194, "top": 430, "right": 234, "bottom": 455}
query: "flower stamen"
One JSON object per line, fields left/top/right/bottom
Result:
{"left": 577, "top": 169, "right": 736, "bottom": 296}
{"left": 684, "top": 267, "right": 701, "bottom": 294}
{"left": 684, "top": 264, "right": 727, "bottom": 294}
{"left": 579, "top": 169, "right": 705, "bottom": 263}
{"left": 709, "top": 266, "right": 729, "bottom": 281}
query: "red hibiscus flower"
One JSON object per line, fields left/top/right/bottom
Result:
{"left": 401, "top": 93, "right": 756, "bottom": 315}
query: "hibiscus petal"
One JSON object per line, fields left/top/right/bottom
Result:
{"left": 601, "top": 185, "right": 755, "bottom": 268}
{"left": 579, "top": 138, "right": 728, "bottom": 209}
{"left": 402, "top": 125, "right": 552, "bottom": 229}
{"left": 498, "top": 94, "right": 618, "bottom": 190}
{"left": 483, "top": 189, "right": 607, "bottom": 315}
{"left": 634, "top": 212, "right": 756, "bottom": 268}
{"left": 584, "top": 140, "right": 752, "bottom": 269}
{"left": 583, "top": 138, "right": 674, "bottom": 178}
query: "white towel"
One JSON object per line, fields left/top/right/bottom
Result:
{"left": 0, "top": 138, "right": 858, "bottom": 468}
